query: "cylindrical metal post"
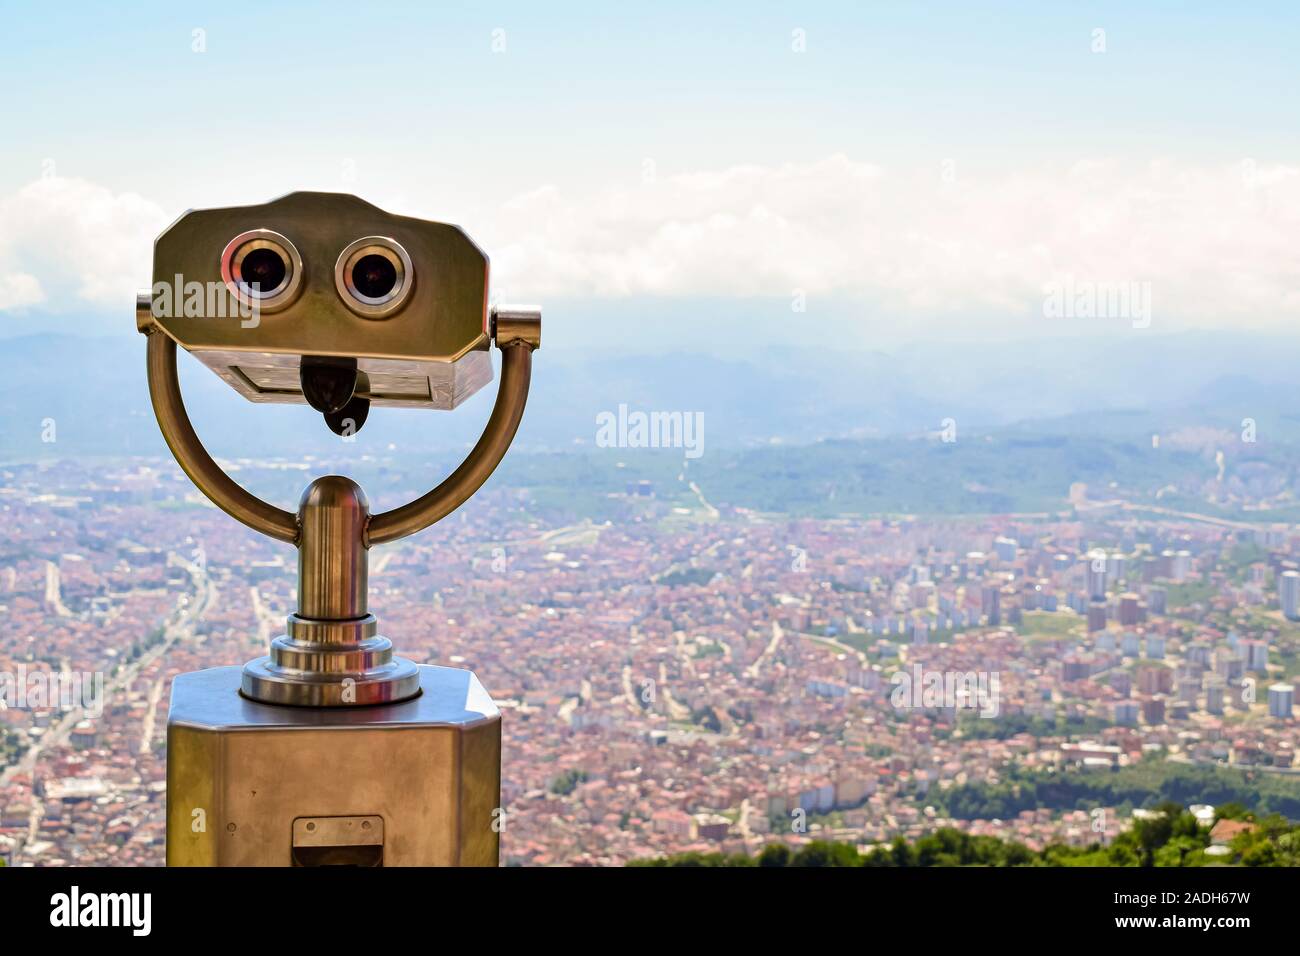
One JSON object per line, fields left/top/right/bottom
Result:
{"left": 297, "top": 477, "right": 368, "bottom": 621}
{"left": 241, "top": 475, "right": 420, "bottom": 706}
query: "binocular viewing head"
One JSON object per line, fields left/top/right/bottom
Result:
{"left": 144, "top": 191, "right": 495, "bottom": 435}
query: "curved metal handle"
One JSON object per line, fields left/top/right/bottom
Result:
{"left": 146, "top": 331, "right": 300, "bottom": 543}
{"left": 367, "top": 341, "right": 533, "bottom": 545}
{"left": 145, "top": 316, "right": 536, "bottom": 549}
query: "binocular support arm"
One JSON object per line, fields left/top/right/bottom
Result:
{"left": 143, "top": 311, "right": 539, "bottom": 549}
{"left": 367, "top": 339, "right": 533, "bottom": 545}
{"left": 146, "top": 330, "right": 300, "bottom": 543}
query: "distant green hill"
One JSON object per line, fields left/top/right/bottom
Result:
{"left": 931, "top": 759, "right": 1300, "bottom": 821}
{"left": 496, "top": 428, "right": 1300, "bottom": 521}
{"left": 632, "top": 805, "right": 1300, "bottom": 867}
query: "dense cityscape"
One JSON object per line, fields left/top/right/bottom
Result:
{"left": 1, "top": 453, "right": 1298, "bottom": 867}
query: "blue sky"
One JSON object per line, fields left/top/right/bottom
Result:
{"left": 4, "top": 2, "right": 1296, "bottom": 199}
{"left": 1, "top": 2, "right": 1297, "bottom": 350}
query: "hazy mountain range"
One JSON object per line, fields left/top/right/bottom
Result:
{"left": 3, "top": 328, "right": 1300, "bottom": 463}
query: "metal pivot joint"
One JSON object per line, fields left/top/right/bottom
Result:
{"left": 141, "top": 293, "right": 540, "bottom": 707}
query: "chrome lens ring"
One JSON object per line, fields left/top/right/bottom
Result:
{"left": 220, "top": 229, "right": 303, "bottom": 313}
{"left": 335, "top": 236, "right": 414, "bottom": 318}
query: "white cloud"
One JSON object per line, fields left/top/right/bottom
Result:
{"left": 0, "top": 272, "right": 43, "bottom": 310}
{"left": 3, "top": 158, "right": 1297, "bottom": 335}
{"left": 484, "top": 154, "right": 1300, "bottom": 328}
{"left": 0, "top": 176, "right": 166, "bottom": 314}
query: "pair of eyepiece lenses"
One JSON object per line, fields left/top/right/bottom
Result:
{"left": 223, "top": 232, "right": 412, "bottom": 318}
{"left": 220, "top": 231, "right": 412, "bottom": 436}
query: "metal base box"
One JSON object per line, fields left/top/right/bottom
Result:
{"left": 166, "top": 664, "right": 501, "bottom": 866}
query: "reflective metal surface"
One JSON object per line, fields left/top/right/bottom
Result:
{"left": 241, "top": 625, "right": 421, "bottom": 707}
{"left": 149, "top": 192, "right": 492, "bottom": 412}
{"left": 140, "top": 299, "right": 537, "bottom": 546}
{"left": 145, "top": 193, "right": 539, "bottom": 866}
{"left": 241, "top": 476, "right": 421, "bottom": 706}
{"left": 368, "top": 338, "right": 534, "bottom": 545}
{"left": 143, "top": 305, "right": 538, "bottom": 703}
{"left": 297, "top": 477, "right": 369, "bottom": 619}
{"left": 492, "top": 305, "right": 542, "bottom": 350}
{"left": 191, "top": 347, "right": 493, "bottom": 410}
{"left": 168, "top": 665, "right": 501, "bottom": 866}
{"left": 143, "top": 323, "right": 298, "bottom": 543}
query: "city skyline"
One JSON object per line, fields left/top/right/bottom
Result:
{"left": 4, "top": 454, "right": 1300, "bottom": 867}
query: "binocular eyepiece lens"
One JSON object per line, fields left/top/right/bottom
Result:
{"left": 351, "top": 254, "right": 398, "bottom": 299}
{"left": 240, "top": 247, "right": 288, "bottom": 295}
{"left": 335, "top": 237, "right": 413, "bottom": 318}
{"left": 220, "top": 229, "right": 303, "bottom": 313}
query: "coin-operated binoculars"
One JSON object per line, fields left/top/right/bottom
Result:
{"left": 137, "top": 192, "right": 539, "bottom": 866}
